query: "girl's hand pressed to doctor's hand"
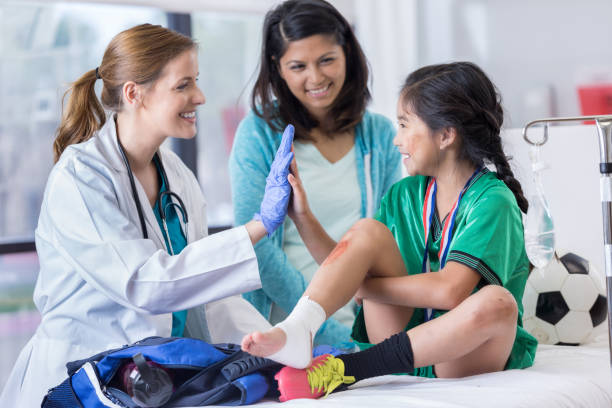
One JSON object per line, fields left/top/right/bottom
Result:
{"left": 287, "top": 159, "right": 311, "bottom": 221}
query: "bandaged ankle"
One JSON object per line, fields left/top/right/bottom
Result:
{"left": 267, "top": 296, "right": 326, "bottom": 369}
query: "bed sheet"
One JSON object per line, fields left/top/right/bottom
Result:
{"left": 206, "top": 339, "right": 612, "bottom": 408}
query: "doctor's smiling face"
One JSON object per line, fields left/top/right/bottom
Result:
{"left": 138, "top": 49, "right": 205, "bottom": 140}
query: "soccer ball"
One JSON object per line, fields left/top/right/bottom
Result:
{"left": 522, "top": 250, "right": 607, "bottom": 345}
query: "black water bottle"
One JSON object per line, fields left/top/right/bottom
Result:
{"left": 120, "top": 353, "right": 173, "bottom": 407}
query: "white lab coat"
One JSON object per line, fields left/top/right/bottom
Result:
{"left": 0, "top": 118, "right": 271, "bottom": 406}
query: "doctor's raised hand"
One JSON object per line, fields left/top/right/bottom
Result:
{"left": 0, "top": 24, "right": 277, "bottom": 408}
{"left": 255, "top": 124, "right": 295, "bottom": 235}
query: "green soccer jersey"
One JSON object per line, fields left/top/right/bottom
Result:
{"left": 351, "top": 169, "right": 537, "bottom": 373}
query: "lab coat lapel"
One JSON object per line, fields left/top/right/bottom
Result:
{"left": 134, "top": 177, "right": 167, "bottom": 249}
{"left": 96, "top": 116, "right": 167, "bottom": 250}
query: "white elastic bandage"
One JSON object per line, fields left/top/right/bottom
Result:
{"left": 267, "top": 296, "right": 326, "bottom": 368}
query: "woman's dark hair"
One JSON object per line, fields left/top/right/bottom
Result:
{"left": 251, "top": 0, "right": 370, "bottom": 140}
{"left": 400, "top": 61, "right": 528, "bottom": 213}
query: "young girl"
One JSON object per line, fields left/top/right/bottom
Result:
{"left": 230, "top": 0, "right": 401, "bottom": 348}
{"left": 242, "top": 61, "right": 538, "bottom": 401}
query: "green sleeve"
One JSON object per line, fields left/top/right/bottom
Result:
{"left": 374, "top": 178, "right": 410, "bottom": 226}
{"left": 374, "top": 190, "right": 390, "bottom": 225}
{"left": 446, "top": 187, "right": 525, "bottom": 286}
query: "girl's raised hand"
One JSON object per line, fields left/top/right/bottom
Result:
{"left": 287, "top": 157, "right": 311, "bottom": 221}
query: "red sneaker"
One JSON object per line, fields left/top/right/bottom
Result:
{"left": 274, "top": 354, "right": 356, "bottom": 402}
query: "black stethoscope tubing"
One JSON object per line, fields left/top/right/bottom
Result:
{"left": 118, "top": 138, "right": 150, "bottom": 239}
{"left": 117, "top": 138, "right": 188, "bottom": 244}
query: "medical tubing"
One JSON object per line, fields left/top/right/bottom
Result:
{"left": 162, "top": 221, "right": 175, "bottom": 255}
{"left": 118, "top": 138, "right": 148, "bottom": 239}
{"left": 163, "top": 202, "right": 189, "bottom": 243}
{"left": 156, "top": 162, "right": 189, "bottom": 247}
{"left": 156, "top": 162, "right": 189, "bottom": 222}
{"left": 158, "top": 191, "right": 189, "bottom": 223}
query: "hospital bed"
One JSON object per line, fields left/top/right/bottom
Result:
{"left": 243, "top": 336, "right": 611, "bottom": 407}
{"left": 207, "top": 121, "right": 612, "bottom": 407}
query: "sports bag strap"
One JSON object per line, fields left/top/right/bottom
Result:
{"left": 222, "top": 355, "right": 282, "bottom": 381}
{"left": 232, "top": 373, "right": 270, "bottom": 405}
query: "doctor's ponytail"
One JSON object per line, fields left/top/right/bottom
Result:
{"left": 53, "top": 24, "right": 195, "bottom": 163}
{"left": 53, "top": 70, "right": 105, "bottom": 162}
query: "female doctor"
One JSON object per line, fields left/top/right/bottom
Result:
{"left": 0, "top": 24, "right": 293, "bottom": 406}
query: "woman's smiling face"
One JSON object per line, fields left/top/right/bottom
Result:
{"left": 278, "top": 34, "right": 346, "bottom": 121}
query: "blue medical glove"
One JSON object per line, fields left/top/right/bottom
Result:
{"left": 254, "top": 125, "right": 295, "bottom": 236}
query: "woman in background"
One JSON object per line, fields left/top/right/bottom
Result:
{"left": 230, "top": 0, "right": 401, "bottom": 348}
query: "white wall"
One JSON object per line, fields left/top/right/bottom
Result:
{"left": 351, "top": 0, "right": 419, "bottom": 120}
{"left": 40, "top": 0, "right": 278, "bottom": 13}
{"left": 419, "top": 0, "right": 612, "bottom": 128}
{"left": 34, "top": 0, "right": 355, "bottom": 16}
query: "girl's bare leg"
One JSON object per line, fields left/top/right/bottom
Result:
{"left": 363, "top": 282, "right": 516, "bottom": 377}
{"left": 242, "top": 219, "right": 407, "bottom": 357}
{"left": 363, "top": 300, "right": 414, "bottom": 344}
{"left": 341, "top": 284, "right": 516, "bottom": 382}
{"left": 409, "top": 284, "right": 517, "bottom": 377}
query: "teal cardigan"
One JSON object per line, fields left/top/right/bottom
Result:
{"left": 229, "top": 109, "right": 401, "bottom": 346}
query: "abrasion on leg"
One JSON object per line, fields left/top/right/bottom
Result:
{"left": 322, "top": 239, "right": 349, "bottom": 266}
{"left": 268, "top": 296, "right": 326, "bottom": 368}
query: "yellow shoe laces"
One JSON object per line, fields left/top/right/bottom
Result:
{"left": 306, "top": 355, "right": 356, "bottom": 397}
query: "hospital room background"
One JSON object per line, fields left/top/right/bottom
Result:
{"left": 1, "top": 0, "right": 612, "bottom": 395}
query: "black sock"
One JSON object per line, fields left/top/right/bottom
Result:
{"left": 338, "top": 332, "right": 414, "bottom": 382}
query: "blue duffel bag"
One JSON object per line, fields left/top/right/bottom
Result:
{"left": 41, "top": 336, "right": 282, "bottom": 407}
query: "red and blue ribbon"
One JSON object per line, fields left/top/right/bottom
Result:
{"left": 421, "top": 167, "right": 482, "bottom": 321}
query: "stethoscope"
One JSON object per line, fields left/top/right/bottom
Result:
{"left": 118, "top": 138, "right": 189, "bottom": 255}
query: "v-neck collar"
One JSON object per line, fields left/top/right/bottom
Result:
{"left": 429, "top": 167, "right": 488, "bottom": 241}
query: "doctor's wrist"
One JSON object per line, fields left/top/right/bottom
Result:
{"left": 246, "top": 219, "right": 267, "bottom": 245}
